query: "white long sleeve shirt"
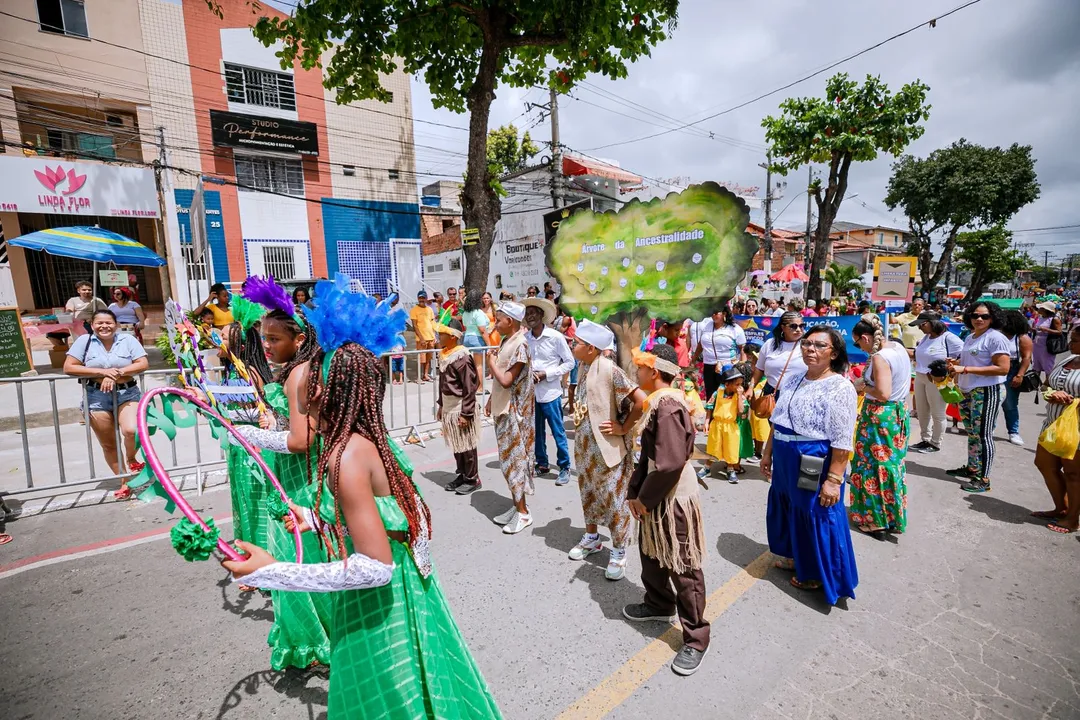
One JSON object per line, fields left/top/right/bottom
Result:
{"left": 526, "top": 326, "right": 575, "bottom": 404}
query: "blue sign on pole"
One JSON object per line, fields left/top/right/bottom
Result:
{"left": 175, "top": 188, "right": 229, "bottom": 283}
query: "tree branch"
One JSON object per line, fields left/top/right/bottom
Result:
{"left": 505, "top": 32, "right": 566, "bottom": 48}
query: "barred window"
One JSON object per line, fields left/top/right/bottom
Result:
{"left": 234, "top": 156, "right": 305, "bottom": 196}
{"left": 224, "top": 63, "right": 296, "bottom": 111}
{"left": 262, "top": 245, "right": 296, "bottom": 280}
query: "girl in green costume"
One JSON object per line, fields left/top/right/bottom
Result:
{"left": 257, "top": 307, "right": 334, "bottom": 670}
{"left": 226, "top": 279, "right": 502, "bottom": 719}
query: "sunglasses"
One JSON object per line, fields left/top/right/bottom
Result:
{"left": 970, "top": 313, "right": 992, "bottom": 321}
{"left": 802, "top": 341, "right": 832, "bottom": 351}
{"left": 786, "top": 323, "right": 805, "bottom": 330}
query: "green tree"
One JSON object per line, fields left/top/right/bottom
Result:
{"left": 487, "top": 124, "right": 539, "bottom": 177}
{"left": 547, "top": 183, "right": 757, "bottom": 367}
{"left": 824, "top": 262, "right": 862, "bottom": 297}
{"left": 763, "top": 73, "right": 930, "bottom": 303}
{"left": 885, "top": 139, "right": 1040, "bottom": 295}
{"left": 954, "top": 226, "right": 1025, "bottom": 302}
{"left": 245, "top": 0, "right": 680, "bottom": 304}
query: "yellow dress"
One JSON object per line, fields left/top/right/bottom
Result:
{"left": 749, "top": 380, "right": 771, "bottom": 443}
{"left": 706, "top": 392, "right": 742, "bottom": 465}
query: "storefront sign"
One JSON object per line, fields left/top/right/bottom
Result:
{"left": 99, "top": 269, "right": 128, "bottom": 287}
{"left": 0, "top": 156, "right": 158, "bottom": 217}
{"left": 210, "top": 110, "right": 319, "bottom": 156}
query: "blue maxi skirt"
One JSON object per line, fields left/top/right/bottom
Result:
{"left": 766, "top": 425, "right": 858, "bottom": 604}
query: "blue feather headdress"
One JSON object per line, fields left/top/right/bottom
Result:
{"left": 306, "top": 273, "right": 406, "bottom": 356}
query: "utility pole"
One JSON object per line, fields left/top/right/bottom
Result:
{"left": 762, "top": 154, "right": 774, "bottom": 275}
{"left": 549, "top": 88, "right": 563, "bottom": 210}
{"left": 153, "top": 127, "right": 174, "bottom": 302}
{"left": 803, "top": 165, "right": 814, "bottom": 267}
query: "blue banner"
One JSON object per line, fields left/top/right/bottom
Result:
{"left": 736, "top": 314, "right": 890, "bottom": 364}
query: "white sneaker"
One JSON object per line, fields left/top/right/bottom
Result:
{"left": 1009, "top": 433, "right": 1024, "bottom": 447}
{"left": 568, "top": 534, "right": 604, "bottom": 560}
{"left": 605, "top": 548, "right": 627, "bottom": 580}
{"left": 493, "top": 506, "right": 518, "bottom": 526}
{"left": 502, "top": 512, "right": 533, "bottom": 534}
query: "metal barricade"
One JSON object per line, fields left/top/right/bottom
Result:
{"left": 0, "top": 343, "right": 505, "bottom": 496}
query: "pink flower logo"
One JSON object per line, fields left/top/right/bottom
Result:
{"left": 33, "top": 165, "right": 87, "bottom": 195}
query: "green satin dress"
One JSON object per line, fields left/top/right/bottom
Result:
{"left": 316, "top": 491, "right": 503, "bottom": 719}
{"left": 262, "top": 382, "right": 334, "bottom": 670}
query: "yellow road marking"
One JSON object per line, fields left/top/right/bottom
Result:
{"left": 556, "top": 551, "right": 773, "bottom": 720}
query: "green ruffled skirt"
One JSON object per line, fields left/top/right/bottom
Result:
{"left": 263, "top": 449, "right": 334, "bottom": 670}
{"left": 226, "top": 443, "right": 267, "bottom": 548}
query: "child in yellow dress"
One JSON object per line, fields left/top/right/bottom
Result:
{"left": 748, "top": 378, "right": 771, "bottom": 459}
{"left": 702, "top": 366, "right": 748, "bottom": 484}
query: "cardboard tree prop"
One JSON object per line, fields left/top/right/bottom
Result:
{"left": 547, "top": 182, "right": 758, "bottom": 367}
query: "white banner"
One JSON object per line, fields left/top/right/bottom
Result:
{"left": 0, "top": 155, "right": 159, "bottom": 218}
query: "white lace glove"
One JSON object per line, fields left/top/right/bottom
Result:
{"left": 230, "top": 424, "right": 289, "bottom": 453}
{"left": 236, "top": 554, "right": 394, "bottom": 592}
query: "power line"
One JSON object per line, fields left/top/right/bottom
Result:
{"left": 583, "top": 0, "right": 985, "bottom": 152}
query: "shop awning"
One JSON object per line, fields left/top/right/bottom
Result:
{"left": 9, "top": 226, "right": 165, "bottom": 266}
{"left": 562, "top": 156, "right": 642, "bottom": 184}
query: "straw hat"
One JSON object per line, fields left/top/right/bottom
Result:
{"left": 522, "top": 297, "right": 557, "bottom": 325}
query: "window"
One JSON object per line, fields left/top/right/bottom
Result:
{"left": 181, "top": 243, "right": 207, "bottom": 281}
{"left": 234, "top": 155, "right": 305, "bottom": 195}
{"left": 38, "top": 0, "right": 88, "bottom": 37}
{"left": 427, "top": 263, "right": 444, "bottom": 273}
{"left": 224, "top": 63, "right": 296, "bottom": 111}
{"left": 449, "top": 257, "right": 461, "bottom": 271}
{"left": 46, "top": 128, "right": 115, "bottom": 159}
{"left": 388, "top": 169, "right": 400, "bottom": 180}
{"left": 262, "top": 245, "right": 297, "bottom": 280}
{"left": 878, "top": 232, "right": 884, "bottom": 243}
{"left": 342, "top": 165, "right": 355, "bottom": 176}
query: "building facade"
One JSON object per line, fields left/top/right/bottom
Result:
{"left": 0, "top": 0, "right": 423, "bottom": 313}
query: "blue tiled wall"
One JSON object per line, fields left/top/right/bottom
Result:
{"left": 321, "top": 199, "right": 420, "bottom": 284}
{"left": 175, "top": 189, "right": 230, "bottom": 283}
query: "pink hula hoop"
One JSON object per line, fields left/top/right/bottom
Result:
{"left": 135, "top": 386, "right": 304, "bottom": 563}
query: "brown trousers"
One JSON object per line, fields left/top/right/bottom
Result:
{"left": 638, "top": 502, "right": 710, "bottom": 651}
{"left": 454, "top": 449, "right": 479, "bottom": 482}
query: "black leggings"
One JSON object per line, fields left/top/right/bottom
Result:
{"left": 703, "top": 364, "right": 721, "bottom": 401}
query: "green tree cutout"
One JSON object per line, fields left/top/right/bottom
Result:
{"left": 763, "top": 73, "right": 930, "bottom": 303}
{"left": 242, "top": 0, "right": 681, "bottom": 305}
{"left": 547, "top": 183, "right": 758, "bottom": 366}
{"left": 884, "top": 139, "right": 1039, "bottom": 295}
{"left": 954, "top": 226, "right": 1026, "bottom": 302}
{"left": 824, "top": 263, "right": 863, "bottom": 296}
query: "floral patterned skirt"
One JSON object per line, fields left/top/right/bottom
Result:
{"left": 849, "top": 399, "right": 909, "bottom": 533}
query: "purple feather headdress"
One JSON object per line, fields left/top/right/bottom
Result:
{"left": 242, "top": 276, "right": 294, "bottom": 318}
{"left": 306, "top": 273, "right": 406, "bottom": 356}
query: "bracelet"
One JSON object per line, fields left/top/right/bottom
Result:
{"left": 826, "top": 473, "right": 845, "bottom": 484}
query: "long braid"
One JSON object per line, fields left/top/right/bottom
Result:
{"left": 223, "top": 322, "right": 272, "bottom": 384}
{"left": 269, "top": 309, "right": 318, "bottom": 385}
{"left": 307, "top": 343, "right": 432, "bottom": 561}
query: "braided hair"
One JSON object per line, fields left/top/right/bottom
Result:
{"left": 264, "top": 309, "right": 318, "bottom": 384}
{"left": 307, "top": 343, "right": 432, "bottom": 561}
{"left": 223, "top": 321, "right": 273, "bottom": 384}
{"left": 852, "top": 313, "right": 886, "bottom": 355}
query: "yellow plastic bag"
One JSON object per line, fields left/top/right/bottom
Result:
{"left": 1039, "top": 400, "right": 1079, "bottom": 460}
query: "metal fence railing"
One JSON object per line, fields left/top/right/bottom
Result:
{"left": 0, "top": 345, "right": 503, "bottom": 497}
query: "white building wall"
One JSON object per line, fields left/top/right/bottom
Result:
{"left": 423, "top": 249, "right": 464, "bottom": 296}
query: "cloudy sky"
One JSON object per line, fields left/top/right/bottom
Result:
{"left": 403, "top": 0, "right": 1079, "bottom": 263}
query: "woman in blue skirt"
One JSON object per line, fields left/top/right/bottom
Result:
{"left": 761, "top": 326, "right": 859, "bottom": 604}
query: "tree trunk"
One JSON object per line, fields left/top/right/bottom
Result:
{"left": 460, "top": 24, "right": 504, "bottom": 307}
{"left": 608, "top": 307, "right": 650, "bottom": 373}
{"left": 925, "top": 225, "right": 961, "bottom": 296}
{"left": 806, "top": 204, "right": 837, "bottom": 303}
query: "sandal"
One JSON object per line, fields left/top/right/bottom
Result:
{"left": 238, "top": 584, "right": 257, "bottom": 593}
{"left": 773, "top": 558, "right": 795, "bottom": 571}
{"left": 790, "top": 577, "right": 822, "bottom": 591}
{"left": 1047, "top": 523, "right": 1077, "bottom": 535}
{"left": 857, "top": 525, "right": 888, "bottom": 541}
{"left": 0, "top": 533, "right": 12, "bottom": 545}
{"left": 114, "top": 486, "right": 133, "bottom": 500}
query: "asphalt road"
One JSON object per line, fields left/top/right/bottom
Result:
{"left": 1, "top": 398, "right": 1078, "bottom": 720}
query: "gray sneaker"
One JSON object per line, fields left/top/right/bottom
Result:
{"left": 622, "top": 603, "right": 677, "bottom": 623}
{"left": 455, "top": 479, "right": 481, "bottom": 495}
{"left": 556, "top": 469, "right": 571, "bottom": 486}
{"left": 671, "top": 645, "right": 709, "bottom": 676}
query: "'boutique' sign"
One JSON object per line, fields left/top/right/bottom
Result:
{"left": 209, "top": 110, "right": 319, "bottom": 156}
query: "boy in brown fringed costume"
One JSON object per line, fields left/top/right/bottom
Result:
{"left": 437, "top": 319, "right": 481, "bottom": 495}
{"left": 624, "top": 342, "right": 710, "bottom": 677}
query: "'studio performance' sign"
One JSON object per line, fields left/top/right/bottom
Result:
{"left": 210, "top": 110, "right": 319, "bottom": 156}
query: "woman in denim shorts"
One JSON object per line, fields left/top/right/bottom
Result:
{"left": 64, "top": 309, "right": 149, "bottom": 499}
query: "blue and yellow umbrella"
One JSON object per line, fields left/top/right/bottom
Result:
{"left": 8, "top": 226, "right": 166, "bottom": 267}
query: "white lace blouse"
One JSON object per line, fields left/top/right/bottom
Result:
{"left": 771, "top": 371, "right": 859, "bottom": 451}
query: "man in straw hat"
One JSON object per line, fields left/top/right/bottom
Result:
{"left": 624, "top": 342, "right": 710, "bottom": 676}
{"left": 567, "top": 319, "right": 646, "bottom": 581}
{"left": 523, "top": 297, "right": 575, "bottom": 486}
{"left": 484, "top": 301, "right": 536, "bottom": 535}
